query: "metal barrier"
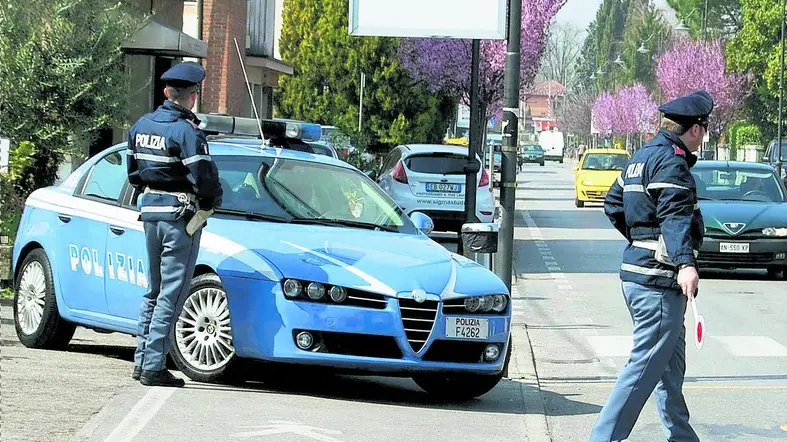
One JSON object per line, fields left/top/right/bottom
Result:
{"left": 460, "top": 223, "right": 498, "bottom": 271}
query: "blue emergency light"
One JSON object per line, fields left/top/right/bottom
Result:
{"left": 196, "top": 113, "right": 319, "bottom": 141}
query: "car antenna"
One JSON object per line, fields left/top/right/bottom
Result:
{"left": 233, "top": 37, "right": 266, "bottom": 144}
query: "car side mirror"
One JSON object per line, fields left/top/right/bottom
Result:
{"left": 572, "top": 165, "right": 579, "bottom": 172}
{"left": 409, "top": 211, "right": 434, "bottom": 235}
{"left": 364, "top": 170, "right": 377, "bottom": 180}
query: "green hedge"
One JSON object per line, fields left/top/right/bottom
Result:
{"left": 736, "top": 124, "right": 762, "bottom": 147}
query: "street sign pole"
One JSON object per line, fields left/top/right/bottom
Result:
{"left": 462, "top": 39, "right": 482, "bottom": 255}
{"left": 495, "top": 0, "right": 521, "bottom": 292}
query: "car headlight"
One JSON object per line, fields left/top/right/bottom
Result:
{"left": 462, "top": 295, "right": 508, "bottom": 313}
{"left": 762, "top": 227, "right": 787, "bottom": 237}
{"left": 582, "top": 180, "right": 594, "bottom": 186}
{"left": 282, "top": 278, "right": 349, "bottom": 303}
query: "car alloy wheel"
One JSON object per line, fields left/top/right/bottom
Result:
{"left": 16, "top": 261, "right": 47, "bottom": 336}
{"left": 174, "top": 279, "right": 235, "bottom": 374}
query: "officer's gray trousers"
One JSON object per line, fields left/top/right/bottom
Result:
{"left": 134, "top": 218, "right": 202, "bottom": 372}
{"left": 590, "top": 281, "right": 700, "bottom": 442}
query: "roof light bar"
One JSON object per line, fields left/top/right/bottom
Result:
{"left": 196, "top": 113, "right": 321, "bottom": 141}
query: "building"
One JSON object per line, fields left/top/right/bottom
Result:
{"left": 520, "top": 80, "right": 565, "bottom": 133}
{"left": 59, "top": 0, "right": 294, "bottom": 182}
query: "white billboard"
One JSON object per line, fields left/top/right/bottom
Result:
{"left": 348, "top": 0, "right": 508, "bottom": 40}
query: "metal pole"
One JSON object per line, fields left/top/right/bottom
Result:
{"left": 464, "top": 39, "right": 482, "bottom": 226}
{"left": 778, "top": 0, "right": 786, "bottom": 180}
{"left": 494, "top": 0, "right": 521, "bottom": 293}
{"left": 195, "top": 0, "right": 204, "bottom": 112}
{"left": 359, "top": 72, "right": 365, "bottom": 132}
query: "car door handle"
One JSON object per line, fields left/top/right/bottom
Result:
{"left": 57, "top": 214, "right": 72, "bottom": 223}
{"left": 109, "top": 226, "right": 125, "bottom": 235}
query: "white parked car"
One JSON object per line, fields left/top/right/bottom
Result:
{"left": 373, "top": 144, "right": 495, "bottom": 234}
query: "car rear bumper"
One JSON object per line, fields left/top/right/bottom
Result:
{"left": 222, "top": 277, "right": 511, "bottom": 376}
{"left": 698, "top": 237, "right": 787, "bottom": 268}
{"left": 391, "top": 189, "right": 495, "bottom": 231}
{"left": 520, "top": 157, "right": 544, "bottom": 163}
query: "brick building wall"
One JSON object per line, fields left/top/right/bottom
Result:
{"left": 202, "top": 0, "right": 248, "bottom": 115}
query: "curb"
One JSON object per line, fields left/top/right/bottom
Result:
{"left": 509, "top": 324, "right": 552, "bottom": 442}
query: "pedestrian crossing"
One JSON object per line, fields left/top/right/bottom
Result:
{"left": 585, "top": 334, "right": 787, "bottom": 358}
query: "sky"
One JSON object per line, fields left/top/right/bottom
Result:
{"left": 555, "top": 0, "right": 678, "bottom": 33}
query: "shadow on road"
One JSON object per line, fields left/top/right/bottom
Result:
{"left": 514, "top": 239, "right": 625, "bottom": 274}
{"left": 525, "top": 209, "right": 614, "bottom": 230}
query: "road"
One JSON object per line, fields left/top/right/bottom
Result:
{"left": 515, "top": 161, "right": 787, "bottom": 441}
{"left": 2, "top": 161, "right": 786, "bottom": 441}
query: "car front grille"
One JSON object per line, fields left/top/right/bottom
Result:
{"left": 700, "top": 252, "right": 775, "bottom": 264}
{"left": 398, "top": 299, "right": 438, "bottom": 352}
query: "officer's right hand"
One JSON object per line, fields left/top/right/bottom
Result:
{"left": 677, "top": 265, "right": 699, "bottom": 298}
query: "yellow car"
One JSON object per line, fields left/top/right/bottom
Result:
{"left": 572, "top": 148, "right": 631, "bottom": 207}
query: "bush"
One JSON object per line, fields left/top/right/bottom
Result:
{"left": 736, "top": 124, "right": 762, "bottom": 147}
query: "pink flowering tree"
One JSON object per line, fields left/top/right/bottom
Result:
{"left": 592, "top": 92, "right": 615, "bottom": 136}
{"left": 656, "top": 38, "right": 753, "bottom": 142}
{"left": 593, "top": 83, "right": 658, "bottom": 145}
{"left": 398, "top": 0, "right": 567, "bottom": 130}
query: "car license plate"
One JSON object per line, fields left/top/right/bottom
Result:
{"left": 426, "top": 183, "right": 461, "bottom": 193}
{"left": 445, "top": 317, "right": 489, "bottom": 340}
{"left": 720, "top": 242, "right": 750, "bottom": 253}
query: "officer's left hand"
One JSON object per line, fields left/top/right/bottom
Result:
{"left": 677, "top": 265, "right": 699, "bottom": 298}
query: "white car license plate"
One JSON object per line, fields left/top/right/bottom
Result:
{"left": 720, "top": 242, "right": 750, "bottom": 253}
{"left": 426, "top": 183, "right": 461, "bottom": 193}
{"left": 445, "top": 317, "right": 489, "bottom": 340}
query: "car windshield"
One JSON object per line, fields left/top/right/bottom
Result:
{"left": 581, "top": 153, "right": 629, "bottom": 171}
{"left": 524, "top": 146, "right": 543, "bottom": 153}
{"left": 691, "top": 167, "right": 786, "bottom": 202}
{"left": 213, "top": 156, "right": 417, "bottom": 233}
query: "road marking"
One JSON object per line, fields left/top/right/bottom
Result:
{"left": 102, "top": 387, "right": 176, "bottom": 442}
{"left": 586, "top": 335, "right": 633, "bottom": 357}
{"left": 713, "top": 336, "right": 787, "bottom": 357}
{"left": 231, "top": 420, "right": 344, "bottom": 441}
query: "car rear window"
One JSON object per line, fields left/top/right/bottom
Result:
{"left": 405, "top": 153, "right": 479, "bottom": 175}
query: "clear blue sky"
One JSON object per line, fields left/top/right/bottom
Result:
{"left": 555, "top": 0, "right": 677, "bottom": 33}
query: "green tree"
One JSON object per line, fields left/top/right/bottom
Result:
{"left": 727, "top": 0, "right": 782, "bottom": 139}
{"left": 576, "top": 0, "right": 634, "bottom": 92}
{"left": 0, "top": 0, "right": 138, "bottom": 195}
{"left": 666, "top": 0, "right": 742, "bottom": 39}
{"left": 275, "top": 0, "right": 456, "bottom": 156}
{"left": 616, "top": 1, "right": 673, "bottom": 91}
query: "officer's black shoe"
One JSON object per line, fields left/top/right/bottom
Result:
{"left": 132, "top": 366, "right": 142, "bottom": 381}
{"left": 139, "top": 369, "right": 186, "bottom": 387}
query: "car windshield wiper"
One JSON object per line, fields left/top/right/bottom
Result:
{"left": 290, "top": 217, "right": 398, "bottom": 232}
{"left": 214, "top": 208, "right": 290, "bottom": 223}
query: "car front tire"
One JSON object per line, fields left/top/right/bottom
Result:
{"left": 170, "top": 273, "right": 240, "bottom": 384}
{"left": 575, "top": 198, "right": 584, "bottom": 208}
{"left": 412, "top": 372, "right": 504, "bottom": 401}
{"left": 13, "top": 248, "right": 76, "bottom": 349}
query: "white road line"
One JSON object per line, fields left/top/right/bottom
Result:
{"left": 102, "top": 387, "right": 176, "bottom": 442}
{"left": 713, "top": 336, "right": 787, "bottom": 357}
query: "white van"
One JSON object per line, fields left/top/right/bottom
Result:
{"left": 538, "top": 129, "right": 565, "bottom": 163}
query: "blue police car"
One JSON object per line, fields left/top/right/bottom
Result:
{"left": 10, "top": 115, "right": 512, "bottom": 400}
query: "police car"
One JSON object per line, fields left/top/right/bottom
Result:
{"left": 10, "top": 115, "right": 512, "bottom": 400}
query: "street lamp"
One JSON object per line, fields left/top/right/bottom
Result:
{"left": 613, "top": 54, "right": 625, "bottom": 66}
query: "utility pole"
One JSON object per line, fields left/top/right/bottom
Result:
{"left": 777, "top": 0, "right": 786, "bottom": 180}
{"left": 463, "top": 39, "right": 482, "bottom": 254}
{"left": 494, "top": 0, "right": 521, "bottom": 293}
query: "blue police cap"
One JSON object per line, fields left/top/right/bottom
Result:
{"left": 161, "top": 61, "right": 206, "bottom": 87}
{"left": 658, "top": 90, "right": 715, "bottom": 126}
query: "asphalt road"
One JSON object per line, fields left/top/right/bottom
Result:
{"left": 514, "top": 161, "right": 787, "bottom": 441}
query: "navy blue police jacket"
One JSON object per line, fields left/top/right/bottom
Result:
{"left": 127, "top": 100, "right": 223, "bottom": 222}
{"left": 603, "top": 129, "right": 704, "bottom": 291}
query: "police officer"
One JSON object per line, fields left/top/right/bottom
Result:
{"left": 127, "top": 61, "right": 223, "bottom": 387}
{"left": 590, "top": 90, "right": 713, "bottom": 442}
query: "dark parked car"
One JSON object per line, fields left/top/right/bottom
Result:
{"left": 692, "top": 161, "right": 787, "bottom": 279}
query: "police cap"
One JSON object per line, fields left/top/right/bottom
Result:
{"left": 658, "top": 89, "right": 715, "bottom": 127}
{"left": 161, "top": 61, "right": 206, "bottom": 87}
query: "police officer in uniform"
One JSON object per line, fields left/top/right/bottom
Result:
{"left": 127, "top": 61, "right": 223, "bottom": 387}
{"left": 590, "top": 90, "right": 713, "bottom": 442}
